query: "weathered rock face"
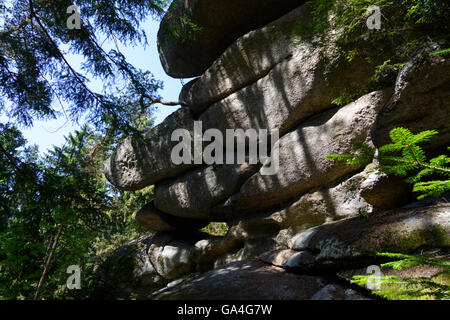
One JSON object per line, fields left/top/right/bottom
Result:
{"left": 310, "top": 284, "right": 371, "bottom": 300}
{"left": 287, "top": 203, "right": 450, "bottom": 270}
{"left": 157, "top": 0, "right": 307, "bottom": 78}
{"left": 372, "top": 43, "right": 450, "bottom": 151}
{"left": 102, "top": 0, "right": 450, "bottom": 300}
{"left": 216, "top": 90, "right": 391, "bottom": 213}
{"left": 257, "top": 203, "right": 449, "bottom": 271}
{"left": 178, "top": 4, "right": 314, "bottom": 112}
{"left": 104, "top": 108, "right": 196, "bottom": 190}
{"left": 154, "top": 260, "right": 333, "bottom": 300}
{"left": 136, "top": 202, "right": 209, "bottom": 232}
{"left": 91, "top": 235, "right": 168, "bottom": 299}
{"left": 359, "top": 171, "right": 413, "bottom": 209}
{"left": 154, "top": 163, "right": 259, "bottom": 220}
{"left": 92, "top": 202, "right": 448, "bottom": 299}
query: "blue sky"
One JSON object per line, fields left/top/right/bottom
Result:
{"left": 1, "top": 16, "right": 183, "bottom": 154}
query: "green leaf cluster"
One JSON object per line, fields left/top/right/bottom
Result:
{"left": 327, "top": 127, "right": 450, "bottom": 200}
{"left": 0, "top": 123, "right": 153, "bottom": 300}
{"left": 0, "top": 0, "right": 169, "bottom": 136}
{"left": 351, "top": 253, "right": 450, "bottom": 300}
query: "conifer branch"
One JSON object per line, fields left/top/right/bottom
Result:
{"left": 326, "top": 127, "right": 450, "bottom": 200}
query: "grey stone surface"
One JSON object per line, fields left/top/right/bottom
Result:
{"left": 179, "top": 4, "right": 313, "bottom": 112}
{"left": 104, "top": 108, "right": 196, "bottom": 191}
{"left": 148, "top": 233, "right": 195, "bottom": 280}
{"left": 217, "top": 90, "right": 391, "bottom": 213}
{"left": 154, "top": 163, "right": 259, "bottom": 220}
{"left": 289, "top": 203, "right": 450, "bottom": 264}
{"left": 190, "top": 236, "right": 241, "bottom": 269}
{"left": 372, "top": 43, "right": 450, "bottom": 151}
{"left": 289, "top": 227, "right": 321, "bottom": 251}
{"left": 157, "top": 0, "right": 307, "bottom": 78}
{"left": 284, "top": 251, "right": 316, "bottom": 269}
{"left": 91, "top": 235, "right": 168, "bottom": 299}
{"left": 197, "top": 43, "right": 329, "bottom": 136}
{"left": 136, "top": 202, "right": 209, "bottom": 232}
{"left": 359, "top": 171, "right": 413, "bottom": 209}
{"left": 155, "top": 260, "right": 330, "bottom": 300}
{"left": 311, "top": 284, "right": 372, "bottom": 300}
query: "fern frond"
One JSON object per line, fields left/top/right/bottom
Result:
{"left": 413, "top": 180, "right": 450, "bottom": 199}
{"left": 326, "top": 143, "right": 374, "bottom": 167}
{"left": 402, "top": 144, "right": 427, "bottom": 163}
{"left": 326, "top": 127, "right": 449, "bottom": 201}
{"left": 408, "top": 130, "right": 439, "bottom": 145}
{"left": 430, "top": 48, "right": 450, "bottom": 56}
{"left": 379, "top": 142, "right": 404, "bottom": 154}
{"left": 389, "top": 127, "right": 414, "bottom": 145}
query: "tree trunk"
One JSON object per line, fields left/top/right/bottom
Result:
{"left": 33, "top": 224, "right": 64, "bottom": 300}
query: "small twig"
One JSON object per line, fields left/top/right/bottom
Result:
{"left": 140, "top": 94, "right": 181, "bottom": 109}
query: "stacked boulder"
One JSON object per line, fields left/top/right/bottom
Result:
{"left": 102, "top": 0, "right": 450, "bottom": 299}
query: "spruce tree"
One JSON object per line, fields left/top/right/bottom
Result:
{"left": 0, "top": 0, "right": 170, "bottom": 134}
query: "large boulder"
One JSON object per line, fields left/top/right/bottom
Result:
{"left": 148, "top": 233, "right": 196, "bottom": 280}
{"left": 154, "top": 260, "right": 332, "bottom": 300}
{"left": 90, "top": 236, "right": 168, "bottom": 299}
{"left": 372, "top": 43, "right": 450, "bottom": 151}
{"left": 336, "top": 250, "right": 449, "bottom": 299}
{"left": 359, "top": 171, "right": 413, "bottom": 209}
{"left": 215, "top": 90, "right": 391, "bottom": 213}
{"left": 181, "top": 4, "right": 396, "bottom": 136}
{"left": 310, "top": 284, "right": 372, "bottom": 300}
{"left": 179, "top": 4, "right": 313, "bottom": 112}
{"left": 104, "top": 108, "right": 196, "bottom": 191}
{"left": 157, "top": 0, "right": 307, "bottom": 78}
{"left": 287, "top": 203, "right": 450, "bottom": 270}
{"left": 136, "top": 202, "right": 209, "bottom": 232}
{"left": 194, "top": 30, "right": 394, "bottom": 137}
{"left": 213, "top": 237, "right": 284, "bottom": 269}
{"left": 154, "top": 163, "right": 259, "bottom": 220}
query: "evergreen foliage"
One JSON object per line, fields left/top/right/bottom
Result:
{"left": 294, "top": 0, "right": 450, "bottom": 105}
{"left": 0, "top": 1, "right": 176, "bottom": 299}
{"left": 0, "top": 0, "right": 169, "bottom": 135}
{"left": 0, "top": 123, "right": 152, "bottom": 299}
{"left": 328, "top": 128, "right": 450, "bottom": 300}
{"left": 430, "top": 48, "right": 450, "bottom": 56}
{"left": 326, "top": 127, "right": 450, "bottom": 200}
{"left": 351, "top": 252, "right": 450, "bottom": 300}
